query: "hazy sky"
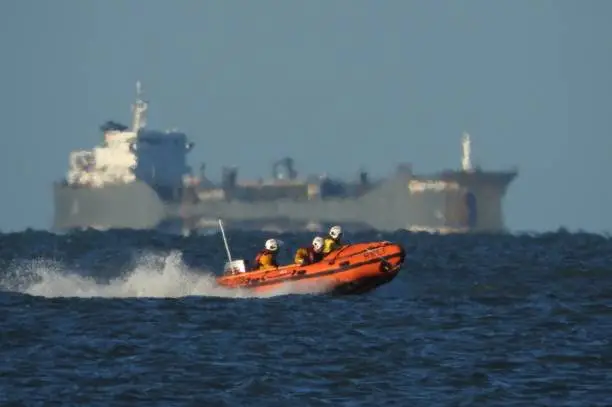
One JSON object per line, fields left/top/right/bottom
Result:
{"left": 1, "top": 0, "right": 610, "bottom": 233}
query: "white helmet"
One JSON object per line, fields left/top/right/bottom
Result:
{"left": 329, "top": 225, "right": 342, "bottom": 239}
{"left": 312, "top": 236, "right": 324, "bottom": 252}
{"left": 265, "top": 238, "right": 279, "bottom": 252}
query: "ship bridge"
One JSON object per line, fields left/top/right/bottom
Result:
{"left": 64, "top": 81, "right": 194, "bottom": 201}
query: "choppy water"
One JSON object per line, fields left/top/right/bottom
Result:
{"left": 1, "top": 229, "right": 611, "bottom": 406}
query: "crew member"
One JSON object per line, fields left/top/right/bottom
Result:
{"left": 323, "top": 225, "right": 344, "bottom": 255}
{"left": 294, "top": 236, "right": 325, "bottom": 265}
{"left": 252, "top": 238, "right": 280, "bottom": 271}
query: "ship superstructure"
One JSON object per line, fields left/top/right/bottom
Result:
{"left": 53, "top": 82, "right": 518, "bottom": 234}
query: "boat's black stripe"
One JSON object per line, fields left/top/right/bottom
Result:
{"left": 230, "top": 251, "right": 403, "bottom": 289}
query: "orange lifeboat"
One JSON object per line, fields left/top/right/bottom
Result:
{"left": 216, "top": 241, "right": 406, "bottom": 295}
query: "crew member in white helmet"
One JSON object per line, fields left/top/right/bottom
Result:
{"left": 322, "top": 225, "right": 344, "bottom": 255}
{"left": 294, "top": 236, "right": 325, "bottom": 265}
{"left": 252, "top": 238, "right": 280, "bottom": 270}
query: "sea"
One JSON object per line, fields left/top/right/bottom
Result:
{"left": 1, "top": 228, "right": 611, "bottom": 406}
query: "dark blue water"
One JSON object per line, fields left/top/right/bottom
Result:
{"left": 1, "top": 229, "right": 611, "bottom": 406}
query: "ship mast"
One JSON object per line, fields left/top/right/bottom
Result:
{"left": 461, "top": 132, "right": 473, "bottom": 172}
{"left": 131, "top": 80, "right": 148, "bottom": 132}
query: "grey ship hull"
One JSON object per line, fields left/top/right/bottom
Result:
{"left": 52, "top": 181, "right": 167, "bottom": 231}
{"left": 53, "top": 170, "right": 517, "bottom": 234}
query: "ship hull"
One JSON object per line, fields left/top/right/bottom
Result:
{"left": 52, "top": 170, "right": 516, "bottom": 234}
{"left": 52, "top": 181, "right": 166, "bottom": 231}
{"left": 177, "top": 173, "right": 513, "bottom": 233}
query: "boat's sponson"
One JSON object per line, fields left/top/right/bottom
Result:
{"left": 216, "top": 241, "right": 406, "bottom": 295}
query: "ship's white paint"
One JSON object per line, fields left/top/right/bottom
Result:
{"left": 408, "top": 180, "right": 460, "bottom": 193}
{"left": 66, "top": 81, "right": 193, "bottom": 189}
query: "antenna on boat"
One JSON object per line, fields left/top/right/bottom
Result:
{"left": 218, "top": 218, "right": 233, "bottom": 263}
{"left": 218, "top": 219, "right": 246, "bottom": 275}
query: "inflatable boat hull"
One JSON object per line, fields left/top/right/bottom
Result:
{"left": 216, "top": 241, "right": 406, "bottom": 295}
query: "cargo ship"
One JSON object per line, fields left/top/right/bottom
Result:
{"left": 52, "top": 82, "right": 518, "bottom": 235}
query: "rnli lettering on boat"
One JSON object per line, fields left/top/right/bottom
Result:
{"left": 363, "top": 246, "right": 386, "bottom": 259}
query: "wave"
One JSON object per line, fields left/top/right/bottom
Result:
{"left": 0, "top": 251, "right": 329, "bottom": 299}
